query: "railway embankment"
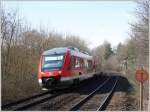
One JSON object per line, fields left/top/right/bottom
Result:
{"left": 106, "top": 74, "right": 148, "bottom": 111}
{"left": 2, "top": 73, "right": 148, "bottom": 111}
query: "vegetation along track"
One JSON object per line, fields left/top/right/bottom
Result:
{"left": 69, "top": 76, "right": 118, "bottom": 111}
{"left": 1, "top": 89, "right": 67, "bottom": 111}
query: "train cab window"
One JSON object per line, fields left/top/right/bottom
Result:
{"left": 42, "top": 54, "right": 64, "bottom": 71}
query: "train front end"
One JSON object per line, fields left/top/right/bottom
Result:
{"left": 38, "top": 48, "right": 69, "bottom": 89}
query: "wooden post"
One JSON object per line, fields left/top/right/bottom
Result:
{"left": 140, "top": 81, "right": 143, "bottom": 111}
{"left": 140, "top": 70, "right": 144, "bottom": 111}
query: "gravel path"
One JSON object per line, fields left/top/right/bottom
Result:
{"left": 106, "top": 76, "right": 139, "bottom": 111}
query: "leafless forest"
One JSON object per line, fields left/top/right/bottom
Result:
{"left": 1, "top": 0, "right": 149, "bottom": 106}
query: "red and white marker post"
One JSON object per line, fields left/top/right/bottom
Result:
{"left": 135, "top": 66, "right": 148, "bottom": 111}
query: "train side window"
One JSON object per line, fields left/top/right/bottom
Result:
{"left": 75, "top": 57, "right": 80, "bottom": 68}
{"left": 88, "top": 60, "right": 93, "bottom": 69}
{"left": 80, "top": 58, "right": 84, "bottom": 68}
{"left": 84, "top": 59, "right": 88, "bottom": 68}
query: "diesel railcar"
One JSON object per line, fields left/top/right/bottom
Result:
{"left": 38, "top": 47, "right": 98, "bottom": 90}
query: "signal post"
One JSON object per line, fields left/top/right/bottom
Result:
{"left": 135, "top": 66, "right": 148, "bottom": 111}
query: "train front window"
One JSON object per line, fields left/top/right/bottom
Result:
{"left": 42, "top": 55, "right": 64, "bottom": 71}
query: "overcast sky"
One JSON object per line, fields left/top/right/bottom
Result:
{"left": 2, "top": 1, "right": 137, "bottom": 49}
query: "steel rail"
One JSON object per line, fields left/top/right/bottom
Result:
{"left": 15, "top": 93, "right": 60, "bottom": 110}
{"left": 13, "top": 87, "right": 73, "bottom": 111}
{"left": 1, "top": 90, "right": 51, "bottom": 109}
{"left": 97, "top": 77, "right": 118, "bottom": 111}
{"left": 69, "top": 77, "right": 111, "bottom": 111}
{"left": 2, "top": 88, "right": 68, "bottom": 110}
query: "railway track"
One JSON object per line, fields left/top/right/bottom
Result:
{"left": 1, "top": 88, "right": 68, "bottom": 111}
{"left": 29, "top": 75, "right": 108, "bottom": 111}
{"left": 2, "top": 75, "right": 118, "bottom": 111}
{"left": 69, "top": 76, "right": 118, "bottom": 111}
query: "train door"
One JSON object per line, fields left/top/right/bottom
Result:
{"left": 68, "top": 56, "right": 75, "bottom": 76}
{"left": 74, "top": 57, "right": 82, "bottom": 76}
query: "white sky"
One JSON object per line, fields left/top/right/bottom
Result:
{"left": 2, "top": 1, "right": 137, "bottom": 49}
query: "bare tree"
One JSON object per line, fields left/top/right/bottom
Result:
{"left": 130, "top": 0, "right": 149, "bottom": 67}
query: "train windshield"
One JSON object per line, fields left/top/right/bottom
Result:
{"left": 42, "top": 54, "right": 64, "bottom": 71}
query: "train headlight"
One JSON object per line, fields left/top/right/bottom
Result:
{"left": 38, "top": 79, "right": 42, "bottom": 84}
{"left": 58, "top": 71, "right": 62, "bottom": 74}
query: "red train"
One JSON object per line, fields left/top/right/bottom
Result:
{"left": 38, "top": 47, "right": 99, "bottom": 90}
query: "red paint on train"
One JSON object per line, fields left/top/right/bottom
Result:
{"left": 38, "top": 47, "right": 99, "bottom": 90}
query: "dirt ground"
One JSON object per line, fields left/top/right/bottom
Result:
{"left": 106, "top": 92, "right": 138, "bottom": 111}
{"left": 106, "top": 75, "right": 148, "bottom": 111}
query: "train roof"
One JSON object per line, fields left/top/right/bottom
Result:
{"left": 43, "top": 47, "right": 68, "bottom": 55}
{"left": 43, "top": 47, "right": 93, "bottom": 60}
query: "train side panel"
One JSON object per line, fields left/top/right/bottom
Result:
{"left": 38, "top": 47, "right": 99, "bottom": 90}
